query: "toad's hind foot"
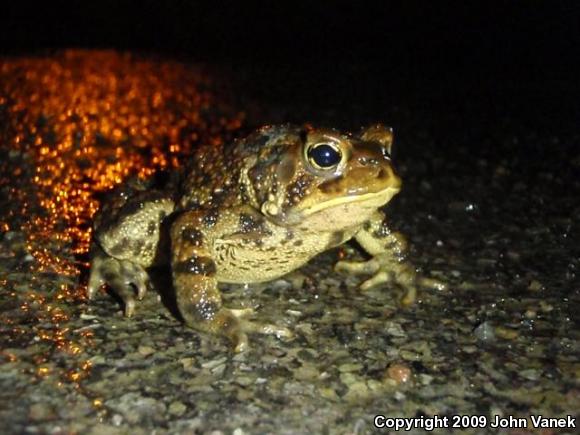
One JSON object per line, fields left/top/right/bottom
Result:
{"left": 181, "top": 307, "right": 293, "bottom": 353}
{"left": 88, "top": 248, "right": 150, "bottom": 317}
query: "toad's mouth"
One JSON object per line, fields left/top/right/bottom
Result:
{"left": 299, "top": 186, "right": 400, "bottom": 216}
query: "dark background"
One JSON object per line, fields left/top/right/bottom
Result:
{"left": 1, "top": 1, "right": 579, "bottom": 156}
{"left": 1, "top": 2, "right": 578, "bottom": 81}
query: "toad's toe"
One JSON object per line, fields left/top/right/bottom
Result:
{"left": 88, "top": 248, "right": 150, "bottom": 317}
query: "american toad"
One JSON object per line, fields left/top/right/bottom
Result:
{"left": 89, "top": 125, "right": 442, "bottom": 351}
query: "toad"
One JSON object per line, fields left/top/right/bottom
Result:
{"left": 88, "top": 125, "right": 442, "bottom": 351}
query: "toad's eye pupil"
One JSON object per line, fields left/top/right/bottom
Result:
{"left": 308, "top": 144, "right": 341, "bottom": 168}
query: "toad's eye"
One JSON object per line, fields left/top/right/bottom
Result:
{"left": 307, "top": 143, "right": 342, "bottom": 169}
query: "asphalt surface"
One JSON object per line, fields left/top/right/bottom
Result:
{"left": 0, "top": 51, "right": 578, "bottom": 434}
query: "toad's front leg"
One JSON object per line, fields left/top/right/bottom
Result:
{"left": 171, "top": 211, "right": 292, "bottom": 352}
{"left": 335, "top": 211, "right": 445, "bottom": 305}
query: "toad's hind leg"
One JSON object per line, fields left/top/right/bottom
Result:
{"left": 171, "top": 211, "right": 292, "bottom": 352}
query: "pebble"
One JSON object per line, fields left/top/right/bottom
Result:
{"left": 494, "top": 326, "right": 519, "bottom": 340}
{"left": 384, "top": 322, "right": 406, "bottom": 338}
{"left": 235, "top": 376, "right": 255, "bottom": 387}
{"left": 338, "top": 363, "right": 363, "bottom": 373}
{"left": 168, "top": 400, "right": 187, "bottom": 416}
{"left": 344, "top": 381, "right": 370, "bottom": 402}
{"left": 474, "top": 321, "right": 496, "bottom": 342}
{"left": 384, "top": 363, "right": 413, "bottom": 384}
{"left": 201, "top": 356, "right": 227, "bottom": 370}
{"left": 293, "top": 364, "right": 320, "bottom": 381}
{"left": 28, "top": 402, "right": 57, "bottom": 421}
{"left": 287, "top": 272, "right": 306, "bottom": 289}
{"left": 519, "top": 369, "right": 541, "bottom": 381}
{"left": 418, "top": 374, "right": 434, "bottom": 385}
{"left": 318, "top": 387, "right": 339, "bottom": 401}
{"left": 539, "top": 301, "right": 554, "bottom": 312}
{"left": 106, "top": 393, "right": 166, "bottom": 425}
{"left": 137, "top": 345, "right": 155, "bottom": 356}
{"left": 399, "top": 350, "right": 420, "bottom": 361}
{"left": 394, "top": 391, "right": 407, "bottom": 401}
{"left": 528, "top": 280, "right": 543, "bottom": 292}
{"left": 88, "top": 423, "right": 125, "bottom": 435}
{"left": 271, "top": 279, "right": 292, "bottom": 291}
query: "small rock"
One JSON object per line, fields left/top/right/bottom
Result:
{"left": 474, "top": 321, "right": 496, "bottom": 342}
{"left": 170, "top": 418, "right": 204, "bottom": 432}
{"left": 106, "top": 392, "right": 166, "bottom": 425}
{"left": 384, "top": 322, "right": 406, "bottom": 338}
{"left": 506, "top": 250, "right": 520, "bottom": 261}
{"left": 384, "top": 363, "right": 413, "bottom": 384}
{"left": 137, "top": 345, "right": 155, "bottom": 356}
{"left": 201, "top": 356, "right": 227, "bottom": 370}
{"left": 527, "top": 280, "right": 543, "bottom": 292}
{"left": 293, "top": 364, "right": 320, "bottom": 381}
{"left": 476, "top": 258, "right": 497, "bottom": 267}
{"left": 340, "top": 372, "right": 358, "bottom": 387}
{"left": 235, "top": 376, "right": 255, "bottom": 387}
{"left": 287, "top": 272, "right": 306, "bottom": 289}
{"left": 366, "top": 380, "right": 384, "bottom": 392}
{"left": 179, "top": 357, "right": 197, "bottom": 373}
{"left": 88, "top": 423, "right": 124, "bottom": 435}
{"left": 58, "top": 396, "right": 93, "bottom": 419}
{"left": 399, "top": 350, "right": 420, "bottom": 361}
{"left": 28, "top": 402, "right": 57, "bottom": 421}
{"left": 495, "top": 326, "right": 519, "bottom": 340}
{"left": 394, "top": 391, "right": 406, "bottom": 401}
{"left": 519, "top": 369, "right": 541, "bottom": 381}
{"left": 296, "top": 348, "right": 318, "bottom": 361}
{"left": 271, "top": 279, "right": 292, "bottom": 292}
{"left": 344, "top": 381, "right": 370, "bottom": 402}
{"left": 318, "top": 387, "right": 339, "bottom": 401}
{"left": 89, "top": 355, "right": 106, "bottom": 365}
{"left": 168, "top": 400, "right": 187, "bottom": 416}
{"left": 352, "top": 418, "right": 367, "bottom": 435}
{"left": 338, "top": 363, "right": 363, "bottom": 373}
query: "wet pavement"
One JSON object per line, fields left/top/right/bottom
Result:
{"left": 0, "top": 51, "right": 578, "bottom": 434}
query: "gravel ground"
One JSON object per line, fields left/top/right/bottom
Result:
{"left": 0, "top": 51, "right": 578, "bottom": 434}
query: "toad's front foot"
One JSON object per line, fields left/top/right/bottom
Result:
{"left": 88, "top": 247, "right": 149, "bottom": 317}
{"left": 335, "top": 254, "right": 446, "bottom": 306}
{"left": 338, "top": 213, "right": 446, "bottom": 305}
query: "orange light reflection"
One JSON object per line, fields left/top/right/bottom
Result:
{"left": 0, "top": 50, "right": 243, "bottom": 385}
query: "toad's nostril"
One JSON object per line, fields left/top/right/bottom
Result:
{"left": 380, "top": 145, "right": 391, "bottom": 160}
